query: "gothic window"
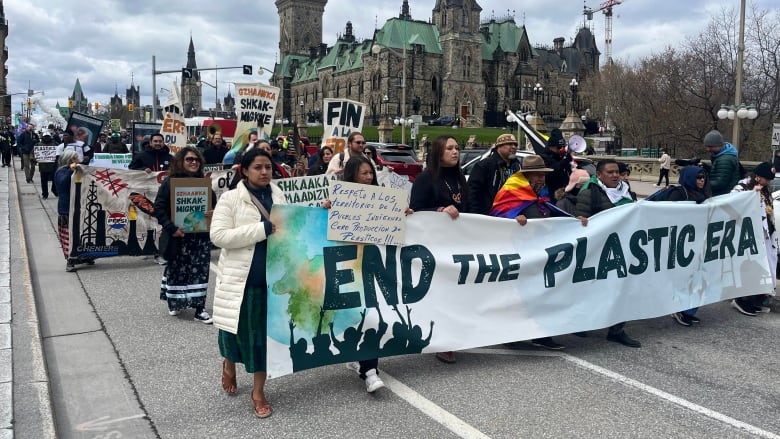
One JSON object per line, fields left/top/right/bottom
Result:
{"left": 346, "top": 80, "right": 351, "bottom": 97}
{"left": 463, "top": 53, "right": 471, "bottom": 78}
{"left": 336, "top": 82, "right": 340, "bottom": 97}
{"left": 442, "top": 6, "right": 447, "bottom": 27}
{"left": 561, "top": 59, "right": 568, "bottom": 73}
{"left": 359, "top": 78, "right": 364, "bottom": 94}
{"left": 462, "top": 8, "right": 469, "bottom": 27}
{"left": 431, "top": 76, "right": 438, "bottom": 92}
{"left": 520, "top": 47, "right": 528, "bottom": 63}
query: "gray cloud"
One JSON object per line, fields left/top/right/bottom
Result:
{"left": 5, "top": 0, "right": 774, "bottom": 115}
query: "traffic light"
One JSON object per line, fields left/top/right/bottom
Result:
{"left": 26, "top": 98, "right": 32, "bottom": 109}
{"left": 128, "top": 103, "right": 134, "bottom": 112}
{"left": 94, "top": 102, "right": 100, "bottom": 111}
{"left": 68, "top": 98, "right": 73, "bottom": 109}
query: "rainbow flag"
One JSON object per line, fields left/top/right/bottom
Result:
{"left": 489, "top": 172, "right": 569, "bottom": 219}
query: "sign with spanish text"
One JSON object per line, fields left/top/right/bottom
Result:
{"left": 233, "top": 82, "right": 280, "bottom": 152}
{"left": 321, "top": 98, "right": 365, "bottom": 153}
{"left": 263, "top": 192, "right": 772, "bottom": 377}
{"left": 91, "top": 153, "right": 133, "bottom": 169}
{"left": 160, "top": 82, "right": 186, "bottom": 154}
{"left": 170, "top": 177, "right": 212, "bottom": 233}
{"left": 326, "top": 181, "right": 408, "bottom": 245}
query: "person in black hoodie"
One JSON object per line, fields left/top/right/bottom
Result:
{"left": 667, "top": 165, "right": 710, "bottom": 326}
{"left": 538, "top": 128, "right": 572, "bottom": 201}
{"left": 467, "top": 133, "right": 520, "bottom": 214}
{"left": 128, "top": 133, "right": 172, "bottom": 173}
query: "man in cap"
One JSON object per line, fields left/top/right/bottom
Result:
{"left": 703, "top": 130, "right": 740, "bottom": 196}
{"left": 467, "top": 133, "right": 521, "bottom": 215}
{"left": 490, "top": 155, "right": 589, "bottom": 350}
{"left": 538, "top": 128, "right": 572, "bottom": 201}
{"left": 575, "top": 158, "right": 641, "bottom": 348}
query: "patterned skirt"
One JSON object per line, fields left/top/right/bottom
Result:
{"left": 58, "top": 214, "right": 69, "bottom": 259}
{"left": 218, "top": 285, "right": 267, "bottom": 373}
{"left": 160, "top": 234, "right": 211, "bottom": 311}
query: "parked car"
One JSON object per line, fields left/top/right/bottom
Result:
{"left": 429, "top": 115, "right": 457, "bottom": 126}
{"left": 366, "top": 142, "right": 423, "bottom": 182}
{"left": 460, "top": 148, "right": 536, "bottom": 180}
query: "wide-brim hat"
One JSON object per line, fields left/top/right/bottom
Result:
{"left": 495, "top": 133, "right": 518, "bottom": 147}
{"left": 518, "top": 155, "right": 553, "bottom": 173}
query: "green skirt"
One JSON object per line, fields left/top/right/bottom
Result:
{"left": 218, "top": 286, "right": 266, "bottom": 373}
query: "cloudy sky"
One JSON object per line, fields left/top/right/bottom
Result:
{"left": 4, "top": 0, "right": 774, "bottom": 117}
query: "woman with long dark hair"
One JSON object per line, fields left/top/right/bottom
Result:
{"left": 211, "top": 148, "right": 287, "bottom": 418}
{"left": 308, "top": 146, "right": 333, "bottom": 176}
{"left": 153, "top": 146, "right": 214, "bottom": 323}
{"left": 410, "top": 135, "right": 468, "bottom": 219}
{"left": 409, "top": 135, "right": 467, "bottom": 364}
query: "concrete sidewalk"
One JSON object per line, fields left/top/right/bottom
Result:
{"left": 1, "top": 163, "right": 56, "bottom": 439}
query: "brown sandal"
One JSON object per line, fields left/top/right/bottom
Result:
{"left": 221, "top": 360, "right": 237, "bottom": 395}
{"left": 251, "top": 396, "right": 272, "bottom": 418}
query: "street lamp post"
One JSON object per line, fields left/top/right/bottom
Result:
{"left": 717, "top": 104, "right": 758, "bottom": 144}
{"left": 382, "top": 94, "right": 389, "bottom": 120}
{"left": 569, "top": 78, "right": 578, "bottom": 113}
{"left": 372, "top": 18, "right": 409, "bottom": 144}
{"left": 299, "top": 100, "right": 304, "bottom": 123}
{"left": 197, "top": 79, "right": 218, "bottom": 119}
{"left": 730, "top": 0, "right": 747, "bottom": 150}
{"left": 534, "top": 83, "right": 543, "bottom": 116}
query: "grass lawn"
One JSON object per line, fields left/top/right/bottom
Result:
{"left": 283, "top": 124, "right": 524, "bottom": 148}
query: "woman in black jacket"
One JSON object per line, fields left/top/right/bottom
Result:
{"left": 410, "top": 135, "right": 468, "bottom": 220}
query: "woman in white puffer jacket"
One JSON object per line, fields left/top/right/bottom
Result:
{"left": 210, "top": 148, "right": 286, "bottom": 419}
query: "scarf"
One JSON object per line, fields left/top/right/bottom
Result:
{"left": 590, "top": 176, "right": 633, "bottom": 205}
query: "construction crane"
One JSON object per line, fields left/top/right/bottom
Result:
{"left": 583, "top": 0, "right": 625, "bottom": 65}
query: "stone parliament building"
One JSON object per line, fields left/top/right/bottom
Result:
{"left": 271, "top": 0, "right": 600, "bottom": 130}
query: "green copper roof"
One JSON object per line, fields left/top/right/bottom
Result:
{"left": 73, "top": 78, "right": 83, "bottom": 96}
{"left": 480, "top": 20, "right": 524, "bottom": 60}
{"left": 374, "top": 18, "right": 441, "bottom": 54}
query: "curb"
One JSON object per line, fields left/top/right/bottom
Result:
{"left": 8, "top": 165, "right": 56, "bottom": 438}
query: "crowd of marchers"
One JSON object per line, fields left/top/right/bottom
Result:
{"left": 5, "top": 120, "right": 776, "bottom": 419}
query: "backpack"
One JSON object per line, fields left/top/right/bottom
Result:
{"left": 645, "top": 185, "right": 686, "bottom": 202}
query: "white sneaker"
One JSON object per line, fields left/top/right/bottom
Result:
{"left": 194, "top": 310, "right": 213, "bottom": 324}
{"left": 364, "top": 369, "right": 384, "bottom": 393}
{"left": 168, "top": 309, "right": 181, "bottom": 316}
{"left": 154, "top": 255, "right": 167, "bottom": 265}
{"left": 345, "top": 362, "right": 360, "bottom": 374}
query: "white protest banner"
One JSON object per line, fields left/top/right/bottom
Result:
{"left": 33, "top": 145, "right": 57, "bottom": 163}
{"left": 321, "top": 98, "right": 365, "bottom": 153}
{"left": 274, "top": 174, "right": 337, "bottom": 206}
{"left": 772, "top": 123, "right": 780, "bottom": 149}
{"left": 326, "top": 181, "right": 407, "bottom": 245}
{"left": 161, "top": 82, "right": 186, "bottom": 153}
{"left": 234, "top": 83, "right": 280, "bottom": 151}
{"left": 67, "top": 167, "right": 232, "bottom": 260}
{"left": 265, "top": 192, "right": 772, "bottom": 378}
{"left": 91, "top": 153, "right": 133, "bottom": 169}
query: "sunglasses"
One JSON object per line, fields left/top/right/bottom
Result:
{"left": 696, "top": 175, "right": 706, "bottom": 179}
{"left": 185, "top": 157, "right": 201, "bottom": 163}
{"left": 353, "top": 141, "right": 366, "bottom": 145}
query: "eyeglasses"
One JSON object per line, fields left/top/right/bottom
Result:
{"left": 363, "top": 150, "right": 371, "bottom": 154}
{"left": 184, "top": 157, "right": 201, "bottom": 163}
{"left": 353, "top": 141, "right": 366, "bottom": 145}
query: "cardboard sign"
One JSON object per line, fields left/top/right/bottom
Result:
{"left": 326, "top": 181, "right": 408, "bottom": 245}
{"left": 321, "top": 99, "right": 365, "bottom": 153}
{"left": 170, "top": 177, "right": 212, "bottom": 233}
{"left": 33, "top": 145, "right": 57, "bottom": 163}
{"left": 161, "top": 82, "right": 186, "bottom": 153}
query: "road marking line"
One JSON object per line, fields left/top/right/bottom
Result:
{"left": 381, "top": 371, "right": 492, "bottom": 439}
{"left": 462, "top": 348, "right": 780, "bottom": 438}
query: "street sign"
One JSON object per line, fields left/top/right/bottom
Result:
{"left": 182, "top": 68, "right": 193, "bottom": 79}
{"left": 772, "top": 123, "right": 780, "bottom": 149}
{"left": 242, "top": 65, "right": 252, "bottom": 75}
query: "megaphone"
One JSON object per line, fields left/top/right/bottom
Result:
{"left": 568, "top": 135, "right": 587, "bottom": 154}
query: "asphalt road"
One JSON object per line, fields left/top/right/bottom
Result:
{"left": 11, "top": 168, "right": 780, "bottom": 439}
